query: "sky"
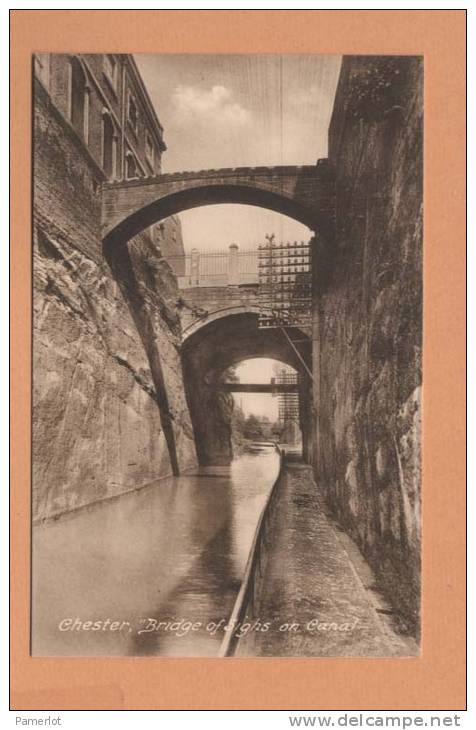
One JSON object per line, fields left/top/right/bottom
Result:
{"left": 135, "top": 54, "right": 341, "bottom": 252}
{"left": 136, "top": 54, "right": 340, "bottom": 418}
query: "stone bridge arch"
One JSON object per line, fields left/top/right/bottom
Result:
{"left": 102, "top": 163, "right": 335, "bottom": 247}
{"left": 101, "top": 164, "right": 330, "bottom": 470}
{"left": 181, "top": 311, "right": 312, "bottom": 465}
{"left": 181, "top": 304, "right": 262, "bottom": 343}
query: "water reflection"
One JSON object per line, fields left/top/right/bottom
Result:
{"left": 32, "top": 447, "right": 279, "bottom": 656}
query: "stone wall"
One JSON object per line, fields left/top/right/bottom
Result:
{"left": 33, "top": 80, "right": 197, "bottom": 522}
{"left": 313, "top": 57, "right": 423, "bottom": 635}
{"left": 155, "top": 215, "right": 186, "bottom": 276}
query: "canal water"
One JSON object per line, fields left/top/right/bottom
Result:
{"left": 31, "top": 446, "right": 280, "bottom": 656}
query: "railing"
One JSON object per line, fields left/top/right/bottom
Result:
{"left": 164, "top": 241, "right": 312, "bottom": 290}
{"left": 218, "top": 445, "right": 285, "bottom": 657}
{"left": 169, "top": 247, "right": 259, "bottom": 288}
{"left": 104, "top": 164, "right": 323, "bottom": 187}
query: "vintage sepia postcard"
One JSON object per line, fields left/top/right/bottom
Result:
{"left": 30, "top": 51, "right": 422, "bottom": 660}
{"left": 10, "top": 10, "right": 466, "bottom": 711}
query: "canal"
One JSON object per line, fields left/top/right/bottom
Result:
{"left": 32, "top": 446, "right": 280, "bottom": 656}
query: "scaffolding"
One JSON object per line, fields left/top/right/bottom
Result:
{"left": 257, "top": 234, "right": 312, "bottom": 329}
{"left": 274, "top": 367, "right": 301, "bottom": 444}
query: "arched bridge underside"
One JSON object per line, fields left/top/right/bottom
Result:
{"left": 181, "top": 311, "right": 312, "bottom": 465}
{"left": 182, "top": 311, "right": 310, "bottom": 373}
{"left": 102, "top": 163, "right": 335, "bottom": 246}
{"left": 181, "top": 304, "right": 261, "bottom": 342}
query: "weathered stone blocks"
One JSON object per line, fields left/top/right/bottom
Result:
{"left": 315, "top": 56, "right": 423, "bottom": 636}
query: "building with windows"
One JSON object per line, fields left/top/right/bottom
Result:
{"left": 34, "top": 53, "right": 165, "bottom": 180}
{"left": 33, "top": 53, "right": 185, "bottom": 270}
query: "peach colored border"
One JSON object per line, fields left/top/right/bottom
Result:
{"left": 10, "top": 10, "right": 466, "bottom": 710}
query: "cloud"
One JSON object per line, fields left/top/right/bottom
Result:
{"left": 173, "top": 84, "right": 251, "bottom": 126}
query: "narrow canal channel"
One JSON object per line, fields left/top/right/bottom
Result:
{"left": 32, "top": 446, "right": 280, "bottom": 656}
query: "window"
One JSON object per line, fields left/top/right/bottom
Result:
{"left": 125, "top": 151, "right": 138, "bottom": 180}
{"left": 34, "top": 53, "right": 50, "bottom": 88}
{"left": 70, "top": 57, "right": 89, "bottom": 142}
{"left": 104, "top": 55, "right": 118, "bottom": 91}
{"left": 102, "top": 113, "right": 117, "bottom": 179}
{"left": 127, "top": 94, "right": 138, "bottom": 134}
{"left": 145, "top": 131, "right": 154, "bottom": 167}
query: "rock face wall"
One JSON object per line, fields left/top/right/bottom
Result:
{"left": 33, "top": 81, "right": 197, "bottom": 523}
{"left": 314, "top": 57, "right": 423, "bottom": 635}
{"left": 184, "top": 374, "right": 235, "bottom": 467}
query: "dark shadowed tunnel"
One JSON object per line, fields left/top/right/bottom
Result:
{"left": 181, "top": 311, "right": 313, "bottom": 465}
